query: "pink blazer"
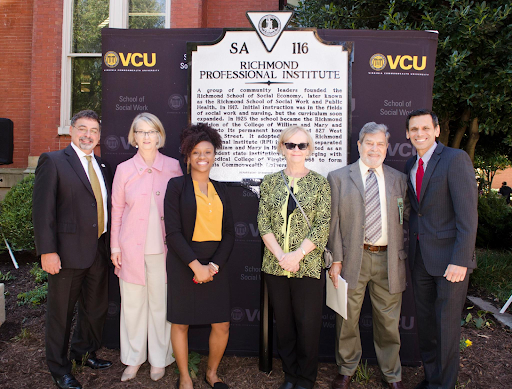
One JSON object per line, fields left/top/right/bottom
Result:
{"left": 111, "top": 151, "right": 183, "bottom": 285}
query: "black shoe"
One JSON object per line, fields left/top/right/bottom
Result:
{"left": 52, "top": 373, "right": 82, "bottom": 389}
{"left": 75, "top": 356, "right": 112, "bottom": 370}
{"left": 279, "top": 382, "right": 295, "bottom": 389}
{"left": 414, "top": 380, "right": 429, "bottom": 389}
{"left": 205, "top": 374, "right": 229, "bottom": 388}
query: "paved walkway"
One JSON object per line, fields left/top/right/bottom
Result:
{"left": 467, "top": 295, "right": 512, "bottom": 329}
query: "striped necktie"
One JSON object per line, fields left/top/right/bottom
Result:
{"left": 365, "top": 168, "right": 382, "bottom": 244}
{"left": 85, "top": 155, "right": 104, "bottom": 238}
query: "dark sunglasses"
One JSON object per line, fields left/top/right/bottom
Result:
{"left": 284, "top": 142, "right": 309, "bottom": 150}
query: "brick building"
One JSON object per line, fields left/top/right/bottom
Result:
{"left": 0, "top": 0, "right": 281, "bottom": 198}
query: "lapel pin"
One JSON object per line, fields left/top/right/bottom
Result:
{"left": 101, "top": 163, "right": 106, "bottom": 168}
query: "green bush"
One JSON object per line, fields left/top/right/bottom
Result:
{"left": 0, "top": 175, "right": 35, "bottom": 252}
{"left": 476, "top": 192, "right": 512, "bottom": 249}
{"left": 17, "top": 283, "right": 48, "bottom": 306}
{"left": 30, "top": 262, "right": 48, "bottom": 283}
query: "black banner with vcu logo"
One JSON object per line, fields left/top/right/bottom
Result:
{"left": 101, "top": 28, "right": 437, "bottom": 364}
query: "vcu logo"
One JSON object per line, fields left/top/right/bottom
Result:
{"left": 103, "top": 51, "right": 157, "bottom": 68}
{"left": 104, "top": 51, "right": 119, "bottom": 68}
{"left": 370, "top": 53, "right": 427, "bottom": 71}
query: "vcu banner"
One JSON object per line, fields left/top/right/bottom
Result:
{"left": 101, "top": 28, "right": 437, "bottom": 364}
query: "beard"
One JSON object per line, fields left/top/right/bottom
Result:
{"left": 79, "top": 136, "right": 95, "bottom": 151}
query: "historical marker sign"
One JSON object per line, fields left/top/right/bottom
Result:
{"left": 190, "top": 12, "right": 352, "bottom": 182}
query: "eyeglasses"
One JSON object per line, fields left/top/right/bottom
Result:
{"left": 284, "top": 142, "right": 309, "bottom": 150}
{"left": 73, "top": 125, "right": 99, "bottom": 136}
{"left": 135, "top": 130, "right": 159, "bottom": 138}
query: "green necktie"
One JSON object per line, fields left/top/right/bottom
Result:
{"left": 85, "top": 155, "right": 104, "bottom": 238}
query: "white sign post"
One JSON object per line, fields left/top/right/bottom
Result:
{"left": 190, "top": 12, "right": 351, "bottom": 182}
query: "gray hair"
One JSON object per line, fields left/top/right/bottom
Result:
{"left": 358, "top": 122, "right": 390, "bottom": 144}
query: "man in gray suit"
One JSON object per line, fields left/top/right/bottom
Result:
{"left": 328, "top": 122, "right": 409, "bottom": 389}
{"left": 405, "top": 109, "right": 477, "bottom": 389}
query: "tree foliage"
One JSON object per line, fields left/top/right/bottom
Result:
{"left": 293, "top": 0, "right": 512, "bottom": 163}
{"left": 474, "top": 151, "right": 511, "bottom": 193}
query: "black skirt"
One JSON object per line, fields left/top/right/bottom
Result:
{"left": 167, "top": 240, "right": 231, "bottom": 325}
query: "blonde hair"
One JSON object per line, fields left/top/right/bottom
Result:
{"left": 127, "top": 112, "right": 166, "bottom": 149}
{"left": 276, "top": 125, "right": 315, "bottom": 156}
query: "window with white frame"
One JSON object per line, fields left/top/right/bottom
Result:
{"left": 59, "top": 0, "right": 170, "bottom": 134}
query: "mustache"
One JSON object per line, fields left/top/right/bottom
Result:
{"left": 79, "top": 136, "right": 94, "bottom": 143}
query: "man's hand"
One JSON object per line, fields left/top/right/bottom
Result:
{"left": 328, "top": 262, "right": 342, "bottom": 289}
{"left": 41, "top": 252, "right": 61, "bottom": 275}
{"left": 111, "top": 252, "right": 122, "bottom": 270}
{"left": 444, "top": 264, "right": 467, "bottom": 282}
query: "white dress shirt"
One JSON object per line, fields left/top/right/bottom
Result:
{"left": 410, "top": 141, "right": 437, "bottom": 196}
{"left": 71, "top": 142, "right": 108, "bottom": 235}
{"left": 359, "top": 158, "right": 388, "bottom": 246}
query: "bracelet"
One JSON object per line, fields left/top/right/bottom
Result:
{"left": 209, "top": 262, "right": 219, "bottom": 272}
{"left": 299, "top": 246, "right": 306, "bottom": 257}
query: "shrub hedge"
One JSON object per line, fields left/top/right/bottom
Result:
{"left": 0, "top": 175, "right": 35, "bottom": 252}
{"left": 476, "top": 191, "right": 512, "bottom": 249}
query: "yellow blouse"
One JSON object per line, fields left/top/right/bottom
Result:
{"left": 192, "top": 181, "right": 223, "bottom": 242}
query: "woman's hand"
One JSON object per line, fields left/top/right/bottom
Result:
{"left": 193, "top": 264, "right": 214, "bottom": 283}
{"left": 111, "top": 252, "right": 122, "bottom": 270}
{"left": 279, "top": 250, "right": 302, "bottom": 273}
{"left": 208, "top": 262, "right": 219, "bottom": 277}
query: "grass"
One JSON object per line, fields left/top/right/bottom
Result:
{"left": 471, "top": 249, "right": 512, "bottom": 304}
{"left": 11, "top": 327, "right": 32, "bottom": 342}
{"left": 0, "top": 270, "right": 16, "bottom": 281}
{"left": 71, "top": 352, "right": 89, "bottom": 375}
{"left": 353, "top": 360, "right": 373, "bottom": 384}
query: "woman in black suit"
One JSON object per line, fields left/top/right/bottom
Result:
{"left": 164, "top": 123, "right": 234, "bottom": 389}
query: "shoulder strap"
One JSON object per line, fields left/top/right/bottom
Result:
{"left": 280, "top": 170, "right": 311, "bottom": 229}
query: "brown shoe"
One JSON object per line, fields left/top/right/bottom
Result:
{"left": 388, "top": 382, "right": 405, "bottom": 389}
{"left": 331, "top": 374, "right": 352, "bottom": 389}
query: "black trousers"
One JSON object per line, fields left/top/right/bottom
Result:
{"left": 265, "top": 272, "right": 325, "bottom": 389}
{"left": 412, "top": 242, "right": 469, "bottom": 389}
{"left": 46, "top": 235, "right": 108, "bottom": 377}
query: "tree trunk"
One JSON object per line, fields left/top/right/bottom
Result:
{"left": 451, "top": 107, "right": 470, "bottom": 149}
{"left": 438, "top": 115, "right": 450, "bottom": 145}
{"left": 465, "top": 117, "right": 479, "bottom": 164}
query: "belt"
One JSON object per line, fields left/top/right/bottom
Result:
{"left": 364, "top": 244, "right": 387, "bottom": 252}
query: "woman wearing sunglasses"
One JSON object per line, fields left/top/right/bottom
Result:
{"left": 257, "top": 125, "right": 331, "bottom": 389}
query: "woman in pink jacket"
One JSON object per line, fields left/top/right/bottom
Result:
{"left": 110, "top": 113, "right": 183, "bottom": 382}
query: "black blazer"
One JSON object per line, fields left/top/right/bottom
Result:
{"left": 164, "top": 174, "right": 234, "bottom": 268}
{"left": 32, "top": 144, "right": 112, "bottom": 269}
{"left": 405, "top": 143, "right": 478, "bottom": 276}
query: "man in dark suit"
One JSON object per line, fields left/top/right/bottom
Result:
{"left": 405, "top": 109, "right": 478, "bottom": 389}
{"left": 33, "top": 110, "right": 113, "bottom": 389}
{"left": 328, "top": 122, "right": 408, "bottom": 389}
